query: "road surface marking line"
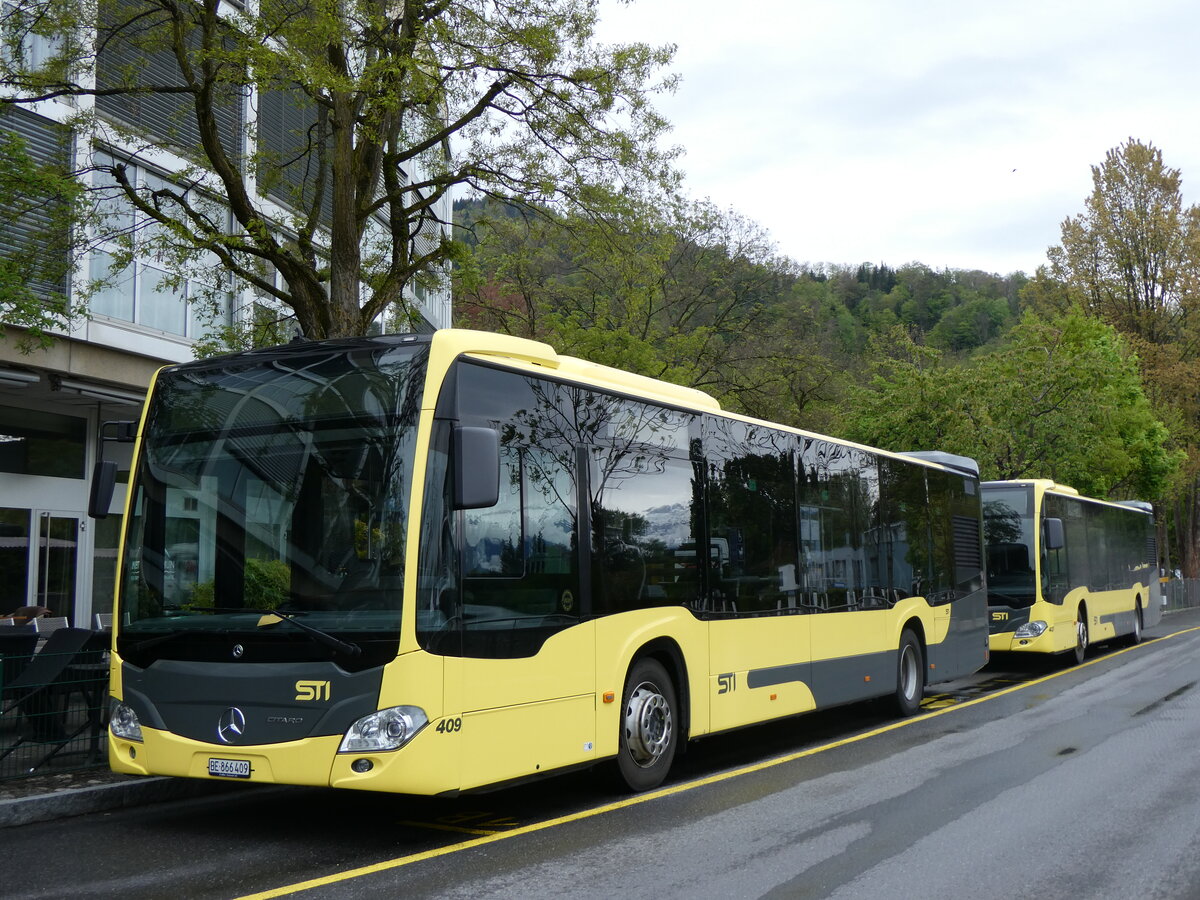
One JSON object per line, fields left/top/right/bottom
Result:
{"left": 396, "top": 821, "right": 501, "bottom": 836}
{"left": 235, "top": 623, "right": 1200, "bottom": 899}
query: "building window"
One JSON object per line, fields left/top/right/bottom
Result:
{"left": 0, "top": 0, "right": 62, "bottom": 71}
{"left": 0, "top": 106, "right": 72, "bottom": 301}
{"left": 89, "top": 151, "right": 233, "bottom": 338}
{"left": 94, "top": 0, "right": 244, "bottom": 162}
{"left": 0, "top": 405, "right": 86, "bottom": 478}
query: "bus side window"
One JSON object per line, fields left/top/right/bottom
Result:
{"left": 874, "top": 457, "right": 929, "bottom": 605}
{"left": 590, "top": 451, "right": 699, "bottom": 614}
{"left": 456, "top": 369, "right": 583, "bottom": 658}
{"left": 797, "top": 439, "right": 874, "bottom": 613}
{"left": 704, "top": 419, "right": 798, "bottom": 616}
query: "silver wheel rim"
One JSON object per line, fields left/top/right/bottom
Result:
{"left": 624, "top": 680, "right": 672, "bottom": 768}
{"left": 1076, "top": 616, "right": 1088, "bottom": 652}
{"left": 1134, "top": 608, "right": 1141, "bottom": 639}
{"left": 899, "top": 643, "right": 920, "bottom": 702}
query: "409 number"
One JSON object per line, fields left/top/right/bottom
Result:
{"left": 436, "top": 717, "right": 463, "bottom": 733}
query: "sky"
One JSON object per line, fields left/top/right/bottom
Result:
{"left": 594, "top": 0, "right": 1200, "bottom": 276}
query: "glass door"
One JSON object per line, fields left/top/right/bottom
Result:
{"left": 33, "top": 510, "right": 83, "bottom": 624}
{"left": 0, "top": 508, "right": 31, "bottom": 615}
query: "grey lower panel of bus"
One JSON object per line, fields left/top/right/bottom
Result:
{"left": 925, "top": 591, "right": 988, "bottom": 683}
{"left": 120, "top": 660, "right": 384, "bottom": 746}
{"left": 748, "top": 592, "right": 988, "bottom": 709}
{"left": 1098, "top": 608, "right": 1138, "bottom": 636}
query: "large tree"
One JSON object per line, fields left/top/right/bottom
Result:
{"left": 1041, "top": 138, "right": 1200, "bottom": 574}
{"left": 1049, "top": 138, "right": 1200, "bottom": 349}
{"left": 0, "top": 0, "right": 679, "bottom": 340}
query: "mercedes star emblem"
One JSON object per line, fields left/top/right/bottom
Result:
{"left": 217, "top": 707, "right": 246, "bottom": 744}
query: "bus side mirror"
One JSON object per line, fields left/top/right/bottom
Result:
{"left": 453, "top": 426, "right": 499, "bottom": 510}
{"left": 88, "top": 460, "right": 118, "bottom": 519}
{"left": 1044, "top": 517, "right": 1065, "bottom": 551}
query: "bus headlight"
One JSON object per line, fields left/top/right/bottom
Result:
{"left": 1014, "top": 621, "right": 1048, "bottom": 639}
{"left": 110, "top": 702, "right": 144, "bottom": 742}
{"left": 339, "top": 706, "right": 428, "bottom": 753}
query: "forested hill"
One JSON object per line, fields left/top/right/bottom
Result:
{"left": 452, "top": 199, "right": 1026, "bottom": 364}
{"left": 453, "top": 198, "right": 1016, "bottom": 416}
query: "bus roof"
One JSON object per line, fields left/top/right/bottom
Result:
{"left": 438, "top": 329, "right": 725, "bottom": 413}
{"left": 983, "top": 479, "right": 1154, "bottom": 514}
{"left": 899, "top": 451, "right": 979, "bottom": 477}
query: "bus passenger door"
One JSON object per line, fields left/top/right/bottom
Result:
{"left": 450, "top": 626, "right": 596, "bottom": 791}
{"left": 446, "top": 442, "right": 598, "bottom": 791}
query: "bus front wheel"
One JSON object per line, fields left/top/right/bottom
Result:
{"left": 1071, "top": 608, "right": 1089, "bottom": 665}
{"left": 616, "top": 658, "right": 678, "bottom": 792}
{"left": 894, "top": 629, "right": 925, "bottom": 717}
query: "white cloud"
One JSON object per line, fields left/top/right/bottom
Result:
{"left": 597, "top": 0, "right": 1200, "bottom": 274}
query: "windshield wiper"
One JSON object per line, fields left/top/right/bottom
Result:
{"left": 258, "top": 607, "right": 362, "bottom": 658}
{"left": 172, "top": 606, "right": 363, "bottom": 658}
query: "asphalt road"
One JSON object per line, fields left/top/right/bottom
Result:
{"left": 7, "top": 608, "right": 1200, "bottom": 900}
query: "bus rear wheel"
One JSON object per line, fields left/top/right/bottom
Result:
{"left": 1127, "top": 604, "right": 1143, "bottom": 646}
{"left": 894, "top": 629, "right": 925, "bottom": 717}
{"left": 616, "top": 658, "right": 677, "bottom": 792}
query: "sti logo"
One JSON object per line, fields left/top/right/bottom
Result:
{"left": 992, "top": 612, "right": 1009, "bottom": 621}
{"left": 295, "top": 680, "right": 331, "bottom": 702}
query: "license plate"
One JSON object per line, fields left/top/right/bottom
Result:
{"left": 208, "top": 757, "right": 251, "bottom": 779}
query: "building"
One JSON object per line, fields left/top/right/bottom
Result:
{"left": 0, "top": 14, "right": 453, "bottom": 628}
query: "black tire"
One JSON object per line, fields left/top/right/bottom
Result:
{"left": 615, "top": 658, "right": 678, "bottom": 792}
{"left": 1127, "top": 603, "right": 1143, "bottom": 646}
{"left": 1070, "top": 607, "right": 1089, "bottom": 665}
{"left": 894, "top": 629, "right": 925, "bottom": 717}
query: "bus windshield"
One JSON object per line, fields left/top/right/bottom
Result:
{"left": 982, "top": 484, "right": 1037, "bottom": 608}
{"left": 118, "top": 340, "right": 428, "bottom": 654}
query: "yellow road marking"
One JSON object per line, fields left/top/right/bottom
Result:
{"left": 396, "top": 821, "right": 500, "bottom": 837}
{"left": 235, "top": 624, "right": 1200, "bottom": 900}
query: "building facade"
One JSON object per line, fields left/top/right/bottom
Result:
{"left": 0, "top": 20, "right": 453, "bottom": 627}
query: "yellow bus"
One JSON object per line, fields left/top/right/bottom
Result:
{"left": 106, "top": 329, "right": 988, "bottom": 794}
{"left": 982, "top": 480, "right": 1161, "bottom": 664}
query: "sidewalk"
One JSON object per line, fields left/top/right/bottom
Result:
{"left": 0, "top": 768, "right": 248, "bottom": 829}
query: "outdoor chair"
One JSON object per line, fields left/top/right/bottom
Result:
{"left": 33, "top": 616, "right": 69, "bottom": 635}
{"left": 0, "top": 629, "right": 38, "bottom": 697}
{"left": 0, "top": 628, "right": 108, "bottom": 774}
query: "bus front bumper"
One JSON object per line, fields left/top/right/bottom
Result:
{"left": 108, "top": 724, "right": 457, "bottom": 795}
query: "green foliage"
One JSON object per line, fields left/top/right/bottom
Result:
{"left": 927, "top": 296, "right": 1011, "bottom": 351}
{"left": 841, "top": 312, "right": 1181, "bottom": 500}
{"left": 1049, "top": 138, "right": 1200, "bottom": 347}
{"left": 190, "top": 302, "right": 300, "bottom": 359}
{"left": 1039, "top": 137, "right": 1200, "bottom": 572}
{"left": 455, "top": 195, "right": 796, "bottom": 403}
{"left": 187, "top": 557, "right": 291, "bottom": 611}
{"left": 2, "top": 0, "right": 681, "bottom": 344}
